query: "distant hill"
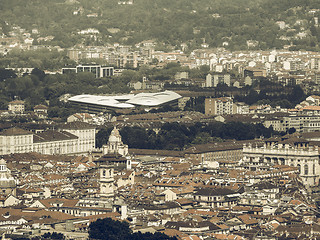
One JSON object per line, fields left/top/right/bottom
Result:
{"left": 1, "top": 0, "right": 320, "bottom": 51}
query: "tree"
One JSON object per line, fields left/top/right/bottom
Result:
{"left": 246, "top": 89, "right": 259, "bottom": 105}
{"left": 184, "top": 96, "right": 205, "bottom": 113}
{"left": 191, "top": 132, "right": 213, "bottom": 144}
{"left": 89, "top": 218, "right": 177, "bottom": 240}
{"left": 288, "top": 85, "right": 306, "bottom": 104}
{"left": 89, "top": 218, "right": 131, "bottom": 240}
{"left": 120, "top": 126, "right": 150, "bottom": 149}
{"left": 288, "top": 127, "right": 296, "bottom": 134}
{"left": 31, "top": 68, "right": 46, "bottom": 82}
{"left": 48, "top": 106, "right": 60, "bottom": 118}
{"left": 40, "top": 232, "right": 65, "bottom": 240}
{"left": 0, "top": 68, "right": 17, "bottom": 81}
{"left": 96, "top": 128, "right": 113, "bottom": 148}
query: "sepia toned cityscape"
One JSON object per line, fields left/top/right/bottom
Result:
{"left": 2, "top": 0, "right": 320, "bottom": 239}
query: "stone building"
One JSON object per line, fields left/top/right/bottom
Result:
{"left": 99, "top": 164, "right": 114, "bottom": 198}
{"left": 102, "top": 127, "right": 128, "bottom": 157}
{"left": 8, "top": 100, "right": 24, "bottom": 114}
{"left": 33, "top": 130, "right": 79, "bottom": 155}
{"left": 242, "top": 135, "right": 320, "bottom": 187}
{"left": 0, "top": 159, "right": 16, "bottom": 196}
{"left": 205, "top": 73, "right": 231, "bottom": 87}
{"left": 193, "top": 188, "right": 237, "bottom": 208}
{"left": 58, "top": 122, "right": 96, "bottom": 154}
{"left": 0, "top": 123, "right": 96, "bottom": 155}
{"left": 184, "top": 140, "right": 264, "bottom": 165}
{"left": 0, "top": 128, "right": 33, "bottom": 155}
{"left": 205, "top": 97, "right": 233, "bottom": 116}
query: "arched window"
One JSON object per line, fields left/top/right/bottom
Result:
{"left": 297, "top": 164, "right": 301, "bottom": 173}
{"left": 304, "top": 164, "right": 308, "bottom": 175}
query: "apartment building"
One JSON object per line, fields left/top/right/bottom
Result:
{"left": 8, "top": 100, "right": 25, "bottom": 114}
{"left": 205, "top": 97, "right": 233, "bottom": 115}
{"left": 62, "top": 64, "right": 114, "bottom": 78}
{"left": 205, "top": 73, "right": 231, "bottom": 87}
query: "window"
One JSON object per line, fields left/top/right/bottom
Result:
{"left": 304, "top": 164, "right": 308, "bottom": 175}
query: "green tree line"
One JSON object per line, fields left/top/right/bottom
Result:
{"left": 89, "top": 218, "right": 177, "bottom": 240}
{"left": 96, "top": 122, "right": 276, "bottom": 150}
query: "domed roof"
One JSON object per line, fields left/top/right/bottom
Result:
{"left": 108, "top": 127, "right": 122, "bottom": 142}
{"left": 110, "top": 127, "right": 120, "bottom": 137}
{"left": 108, "top": 135, "right": 119, "bottom": 142}
{"left": 0, "top": 179, "right": 16, "bottom": 188}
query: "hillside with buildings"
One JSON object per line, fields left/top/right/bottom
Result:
{"left": 2, "top": 0, "right": 320, "bottom": 239}
{"left": 1, "top": 0, "right": 320, "bottom": 51}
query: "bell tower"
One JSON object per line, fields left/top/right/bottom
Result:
{"left": 99, "top": 164, "right": 114, "bottom": 198}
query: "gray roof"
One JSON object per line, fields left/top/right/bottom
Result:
{"left": 194, "top": 187, "right": 235, "bottom": 196}
{"left": 0, "top": 127, "right": 32, "bottom": 136}
{"left": 59, "top": 122, "right": 96, "bottom": 130}
{"left": 33, "top": 130, "right": 78, "bottom": 143}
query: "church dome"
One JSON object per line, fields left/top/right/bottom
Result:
{"left": 0, "top": 178, "right": 16, "bottom": 188}
{"left": 108, "top": 127, "right": 121, "bottom": 142}
{"left": 108, "top": 135, "right": 118, "bottom": 142}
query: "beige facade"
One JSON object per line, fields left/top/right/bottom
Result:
{"left": 233, "top": 102, "right": 250, "bottom": 114}
{"left": 60, "top": 122, "right": 96, "bottom": 153}
{"left": 0, "top": 128, "right": 33, "bottom": 155}
{"left": 33, "top": 132, "right": 79, "bottom": 155}
{"left": 185, "top": 147, "right": 243, "bottom": 163}
{"left": 184, "top": 140, "right": 264, "bottom": 164}
{"left": 0, "top": 159, "right": 16, "bottom": 197}
{"left": 283, "top": 115, "right": 320, "bottom": 133}
{"left": 263, "top": 119, "right": 286, "bottom": 132}
{"left": 205, "top": 74, "right": 231, "bottom": 87}
{"left": 265, "top": 115, "right": 320, "bottom": 133}
{"left": 242, "top": 137, "right": 320, "bottom": 187}
{"left": 205, "top": 97, "right": 233, "bottom": 116}
{"left": 8, "top": 100, "right": 24, "bottom": 113}
{"left": 0, "top": 124, "right": 96, "bottom": 156}
{"left": 116, "top": 171, "right": 135, "bottom": 188}
{"left": 193, "top": 188, "right": 237, "bottom": 208}
{"left": 67, "top": 113, "right": 93, "bottom": 123}
{"left": 99, "top": 165, "right": 114, "bottom": 198}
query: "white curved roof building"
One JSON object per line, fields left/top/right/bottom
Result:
{"left": 68, "top": 91, "right": 182, "bottom": 113}
{"left": 68, "top": 94, "right": 135, "bottom": 109}
{"left": 126, "top": 91, "right": 182, "bottom": 107}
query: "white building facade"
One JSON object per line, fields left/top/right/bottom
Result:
{"left": 242, "top": 137, "right": 320, "bottom": 187}
{"left": 0, "top": 123, "right": 96, "bottom": 156}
